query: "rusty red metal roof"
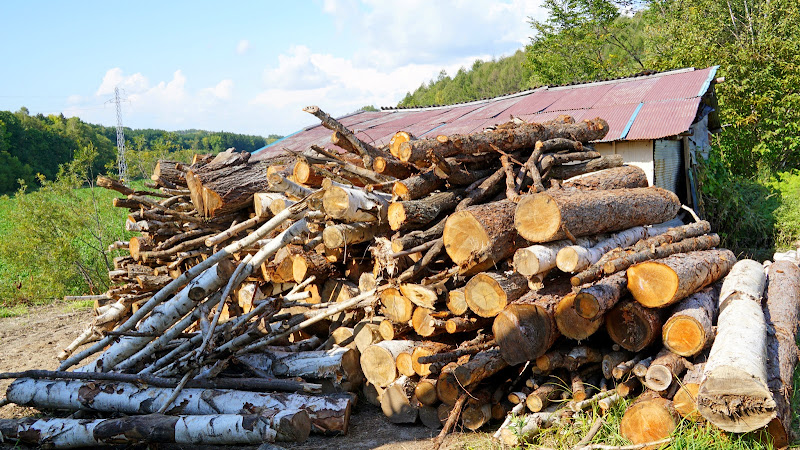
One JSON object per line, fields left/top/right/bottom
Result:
{"left": 253, "top": 66, "right": 718, "bottom": 161}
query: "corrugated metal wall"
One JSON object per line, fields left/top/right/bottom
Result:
{"left": 653, "top": 139, "right": 682, "bottom": 194}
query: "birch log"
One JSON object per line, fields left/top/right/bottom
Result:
{"left": 0, "top": 413, "right": 310, "bottom": 447}
{"left": 697, "top": 259, "right": 776, "bottom": 433}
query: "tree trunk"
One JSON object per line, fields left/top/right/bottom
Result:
{"left": 626, "top": 249, "right": 736, "bottom": 308}
{"left": 186, "top": 153, "right": 272, "bottom": 218}
{"left": 619, "top": 391, "right": 679, "bottom": 449}
{"left": 323, "top": 222, "right": 383, "bottom": 249}
{"left": 236, "top": 347, "right": 362, "bottom": 384}
{"left": 697, "top": 259, "right": 775, "bottom": 433}
{"left": 388, "top": 190, "right": 463, "bottom": 231}
{"left": 514, "top": 187, "right": 680, "bottom": 243}
{"left": 292, "top": 250, "right": 337, "bottom": 283}
{"left": 392, "top": 169, "right": 444, "bottom": 200}
{"left": 605, "top": 298, "right": 664, "bottom": 352}
{"left": 415, "top": 377, "right": 439, "bottom": 406}
{"left": 662, "top": 285, "right": 719, "bottom": 357}
{"left": 561, "top": 165, "right": 648, "bottom": 190}
{"left": 6, "top": 379, "right": 351, "bottom": 435}
{"left": 444, "top": 200, "right": 524, "bottom": 274}
{"left": 536, "top": 346, "right": 602, "bottom": 372}
{"left": 397, "top": 118, "right": 609, "bottom": 164}
{"left": 322, "top": 183, "right": 389, "bottom": 222}
{"left": 464, "top": 271, "right": 528, "bottom": 318}
{"left": 763, "top": 260, "right": 800, "bottom": 446}
{"left": 380, "top": 375, "right": 419, "bottom": 424}
{"left": 573, "top": 272, "right": 627, "bottom": 320}
{"left": 152, "top": 160, "right": 187, "bottom": 187}
{"left": 644, "top": 348, "right": 690, "bottom": 392}
{"left": 254, "top": 193, "right": 287, "bottom": 219}
{"left": 603, "top": 234, "right": 721, "bottom": 276}
{"left": 445, "top": 316, "right": 491, "bottom": 334}
{"left": 555, "top": 293, "right": 604, "bottom": 340}
{"left": 360, "top": 340, "right": 420, "bottom": 387}
{"left": 514, "top": 237, "right": 597, "bottom": 277}
{"left": 547, "top": 154, "right": 624, "bottom": 180}
{"left": 0, "top": 413, "right": 310, "bottom": 446}
{"left": 493, "top": 280, "right": 570, "bottom": 365}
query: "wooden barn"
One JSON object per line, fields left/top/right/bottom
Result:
{"left": 254, "top": 66, "right": 722, "bottom": 208}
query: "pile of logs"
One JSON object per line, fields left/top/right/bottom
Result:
{"left": 1, "top": 106, "right": 798, "bottom": 449}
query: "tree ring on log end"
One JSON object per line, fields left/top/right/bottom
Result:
{"left": 361, "top": 346, "right": 398, "bottom": 387}
{"left": 663, "top": 316, "right": 705, "bottom": 356}
{"left": 322, "top": 186, "right": 350, "bottom": 219}
{"left": 443, "top": 211, "right": 489, "bottom": 266}
{"left": 626, "top": 262, "right": 679, "bottom": 307}
{"left": 514, "top": 194, "right": 561, "bottom": 242}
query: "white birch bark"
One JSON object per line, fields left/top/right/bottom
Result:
{"left": 697, "top": 259, "right": 775, "bottom": 432}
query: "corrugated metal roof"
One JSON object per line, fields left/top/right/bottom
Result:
{"left": 253, "top": 66, "right": 719, "bottom": 161}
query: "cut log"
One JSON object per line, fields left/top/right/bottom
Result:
{"left": 514, "top": 187, "right": 680, "bottom": 243}
{"left": 238, "top": 347, "right": 362, "bottom": 384}
{"left": 456, "top": 167, "right": 506, "bottom": 211}
{"left": 514, "top": 237, "right": 597, "bottom": 277}
{"left": 673, "top": 362, "right": 705, "bottom": 422}
{"left": 626, "top": 249, "right": 735, "bottom": 308}
{"left": 380, "top": 287, "right": 414, "bottom": 323}
{"left": 0, "top": 413, "right": 310, "bottom": 446}
{"left": 461, "top": 391, "right": 492, "bottom": 431}
{"left": 6, "top": 379, "right": 350, "bottom": 435}
{"left": 561, "top": 165, "right": 649, "bottom": 190}
{"left": 445, "top": 316, "right": 490, "bottom": 334}
{"left": 323, "top": 222, "right": 382, "bottom": 249}
{"left": 389, "top": 131, "right": 416, "bottom": 158}
{"left": 573, "top": 272, "right": 628, "bottom": 320}
{"left": 644, "top": 348, "right": 690, "bottom": 392}
{"left": 391, "top": 218, "right": 446, "bottom": 252}
{"left": 619, "top": 391, "right": 678, "bottom": 449}
{"left": 360, "top": 340, "right": 420, "bottom": 387}
{"left": 555, "top": 293, "right": 604, "bottom": 341}
{"left": 380, "top": 376, "right": 419, "bottom": 424}
{"left": 411, "top": 342, "right": 452, "bottom": 376}
{"left": 496, "top": 408, "right": 561, "bottom": 447}
{"left": 601, "top": 350, "right": 631, "bottom": 380}
{"left": 604, "top": 234, "right": 722, "bottom": 278}
{"left": 415, "top": 377, "right": 439, "bottom": 406}
{"left": 186, "top": 152, "right": 272, "bottom": 217}
{"left": 547, "top": 154, "right": 624, "bottom": 180}
{"left": 446, "top": 287, "right": 468, "bottom": 315}
{"left": 254, "top": 192, "right": 290, "bottom": 219}
{"left": 444, "top": 199, "right": 524, "bottom": 274}
{"left": 410, "top": 308, "right": 448, "bottom": 338}
{"left": 605, "top": 298, "right": 663, "bottom": 352}
{"left": 662, "top": 285, "right": 719, "bottom": 357}
{"left": 397, "top": 118, "right": 609, "bottom": 163}
{"left": 453, "top": 348, "right": 509, "bottom": 389}
{"left": 353, "top": 322, "right": 383, "bottom": 353}
{"left": 464, "top": 271, "right": 529, "bottom": 318}
{"left": 763, "top": 260, "right": 800, "bottom": 446}
{"left": 392, "top": 169, "right": 444, "bottom": 201}
{"left": 322, "top": 182, "right": 389, "bottom": 222}
{"left": 388, "top": 190, "right": 463, "bottom": 231}
{"left": 293, "top": 159, "right": 325, "bottom": 187}
{"left": 419, "top": 405, "right": 443, "bottom": 429}
{"left": 493, "top": 282, "right": 569, "bottom": 365}
{"left": 536, "top": 346, "right": 602, "bottom": 372}
{"left": 400, "top": 283, "right": 440, "bottom": 310}
{"left": 152, "top": 160, "right": 187, "bottom": 187}
{"left": 697, "top": 259, "right": 775, "bottom": 433}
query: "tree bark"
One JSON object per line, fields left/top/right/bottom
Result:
{"left": 605, "top": 298, "right": 664, "bottom": 352}
{"left": 603, "top": 234, "right": 721, "bottom": 277}
{"left": 392, "top": 169, "right": 445, "bottom": 201}
{"left": 444, "top": 199, "right": 525, "bottom": 274}
{"left": 493, "top": 280, "right": 570, "bottom": 365}
{"left": 411, "top": 342, "right": 452, "bottom": 376}
{"left": 547, "top": 154, "right": 624, "bottom": 180}
{"left": 662, "top": 285, "right": 719, "bottom": 357}
{"left": 673, "top": 362, "right": 705, "bottom": 422}
{"left": 0, "top": 413, "right": 310, "bottom": 446}
{"left": 561, "top": 165, "right": 648, "bottom": 191}
{"left": 514, "top": 187, "right": 680, "bottom": 243}
{"left": 626, "top": 249, "right": 735, "bottom": 308}
{"left": 464, "top": 271, "right": 529, "bottom": 318}
{"left": 453, "top": 348, "right": 509, "bottom": 389}
{"left": 186, "top": 152, "right": 272, "bottom": 218}
{"left": 574, "top": 272, "right": 628, "bottom": 320}
{"left": 445, "top": 315, "right": 491, "bottom": 334}
{"left": 322, "top": 183, "right": 389, "bottom": 222}
{"left": 292, "top": 250, "right": 337, "bottom": 283}
{"left": 397, "top": 118, "right": 609, "bottom": 164}
{"left": 323, "top": 222, "right": 382, "bottom": 249}
{"left": 514, "top": 236, "right": 597, "bottom": 277}
{"left": 388, "top": 190, "right": 463, "bottom": 231}
{"left": 152, "top": 160, "right": 187, "bottom": 187}
{"left": 763, "top": 260, "right": 800, "bottom": 447}
{"left": 697, "top": 259, "right": 775, "bottom": 433}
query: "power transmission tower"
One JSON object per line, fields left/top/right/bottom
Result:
{"left": 114, "top": 87, "right": 128, "bottom": 184}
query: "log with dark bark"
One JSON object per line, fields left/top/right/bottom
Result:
{"left": 662, "top": 285, "right": 719, "bottom": 357}
{"left": 535, "top": 346, "right": 602, "bottom": 372}
{"left": 763, "top": 260, "right": 800, "bottom": 447}
{"left": 547, "top": 154, "right": 624, "bottom": 180}
{"left": 453, "top": 348, "right": 509, "bottom": 389}
{"left": 573, "top": 272, "right": 627, "bottom": 320}
{"left": 514, "top": 187, "right": 680, "bottom": 243}
{"left": 626, "top": 249, "right": 735, "bottom": 308}
{"left": 493, "top": 280, "right": 571, "bottom": 365}
{"left": 602, "top": 234, "right": 721, "bottom": 277}
{"left": 464, "top": 271, "right": 529, "bottom": 318}
{"left": 561, "top": 165, "right": 649, "bottom": 191}
{"left": 388, "top": 190, "right": 463, "bottom": 231}
{"left": 455, "top": 167, "right": 505, "bottom": 210}
{"left": 185, "top": 151, "right": 272, "bottom": 217}
{"left": 304, "top": 105, "right": 382, "bottom": 167}
{"left": 443, "top": 199, "right": 524, "bottom": 274}
{"left": 392, "top": 169, "right": 444, "bottom": 201}
{"left": 605, "top": 298, "right": 664, "bottom": 352}
{"left": 152, "top": 160, "right": 187, "bottom": 187}
{"left": 411, "top": 341, "right": 452, "bottom": 376}
{"left": 397, "top": 118, "right": 609, "bottom": 164}
{"left": 697, "top": 260, "right": 775, "bottom": 433}
{"left": 539, "top": 151, "right": 601, "bottom": 173}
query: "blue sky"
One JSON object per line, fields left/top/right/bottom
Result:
{"left": 0, "top": 1, "right": 545, "bottom": 136}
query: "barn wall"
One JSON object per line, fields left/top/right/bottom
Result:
{"left": 594, "top": 140, "right": 655, "bottom": 186}
{"left": 653, "top": 139, "right": 682, "bottom": 194}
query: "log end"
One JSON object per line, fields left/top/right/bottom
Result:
{"left": 619, "top": 397, "right": 678, "bottom": 447}
{"left": 391, "top": 181, "right": 410, "bottom": 200}
{"left": 555, "top": 293, "right": 603, "bottom": 341}
{"left": 555, "top": 247, "right": 581, "bottom": 273}
{"left": 573, "top": 292, "right": 600, "bottom": 320}
{"left": 626, "top": 261, "right": 679, "bottom": 308}
{"left": 673, "top": 383, "right": 703, "bottom": 422}
{"left": 512, "top": 248, "right": 540, "bottom": 277}
{"left": 380, "top": 288, "right": 414, "bottom": 324}
{"left": 322, "top": 186, "right": 351, "bottom": 219}
{"left": 361, "top": 345, "right": 399, "bottom": 387}
{"left": 465, "top": 273, "right": 508, "bottom": 318}
{"left": 322, "top": 226, "right": 346, "bottom": 249}
{"left": 697, "top": 367, "right": 776, "bottom": 433}
{"left": 387, "top": 202, "right": 407, "bottom": 231}
{"left": 443, "top": 210, "right": 492, "bottom": 268}
{"left": 493, "top": 303, "right": 555, "bottom": 365}
{"left": 662, "top": 316, "right": 706, "bottom": 357}
{"left": 514, "top": 193, "right": 561, "bottom": 243}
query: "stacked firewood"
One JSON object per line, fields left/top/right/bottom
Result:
{"left": 1, "top": 105, "right": 798, "bottom": 449}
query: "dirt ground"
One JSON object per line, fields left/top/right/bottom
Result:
{"left": 0, "top": 303, "right": 491, "bottom": 450}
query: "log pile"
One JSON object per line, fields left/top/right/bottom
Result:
{"left": 2, "top": 107, "right": 799, "bottom": 449}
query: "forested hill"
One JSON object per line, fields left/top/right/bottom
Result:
{"left": 0, "top": 107, "right": 280, "bottom": 195}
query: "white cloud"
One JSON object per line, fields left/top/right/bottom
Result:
{"left": 202, "top": 79, "right": 234, "bottom": 100}
{"left": 263, "top": 45, "right": 331, "bottom": 90}
{"left": 236, "top": 39, "right": 251, "bottom": 55}
{"left": 96, "top": 68, "right": 149, "bottom": 96}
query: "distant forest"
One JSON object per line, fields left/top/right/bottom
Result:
{"left": 0, "top": 107, "right": 280, "bottom": 195}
